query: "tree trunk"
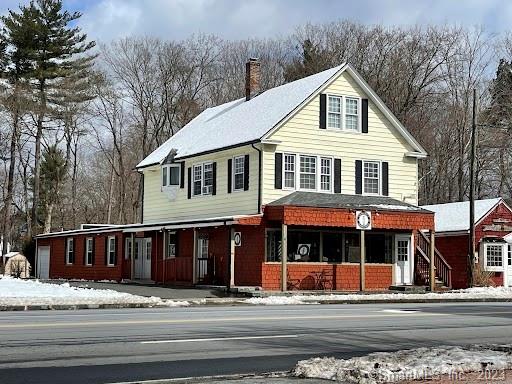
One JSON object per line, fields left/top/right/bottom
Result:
{"left": 43, "top": 202, "right": 54, "bottom": 234}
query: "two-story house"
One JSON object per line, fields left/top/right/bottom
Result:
{"left": 36, "top": 59, "right": 447, "bottom": 291}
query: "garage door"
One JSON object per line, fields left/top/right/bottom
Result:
{"left": 37, "top": 246, "right": 50, "bottom": 279}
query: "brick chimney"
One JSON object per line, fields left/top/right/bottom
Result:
{"left": 245, "top": 58, "right": 261, "bottom": 101}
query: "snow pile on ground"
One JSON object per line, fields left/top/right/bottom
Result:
{"left": 244, "top": 286, "right": 512, "bottom": 305}
{"left": 294, "top": 345, "right": 512, "bottom": 383}
{"left": 0, "top": 276, "right": 189, "bottom": 307}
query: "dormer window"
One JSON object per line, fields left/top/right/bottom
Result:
{"left": 162, "top": 164, "right": 180, "bottom": 187}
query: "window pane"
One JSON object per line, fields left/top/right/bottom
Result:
{"left": 320, "top": 158, "right": 331, "bottom": 191}
{"left": 328, "top": 96, "right": 341, "bottom": 113}
{"left": 170, "top": 167, "right": 180, "bottom": 185}
{"left": 345, "top": 98, "right": 358, "bottom": 114}
{"left": 234, "top": 157, "right": 244, "bottom": 190}
{"left": 363, "top": 161, "right": 380, "bottom": 194}
{"left": 323, "top": 232, "right": 342, "bottom": 262}
{"left": 288, "top": 231, "right": 320, "bottom": 262}
{"left": 203, "top": 163, "right": 213, "bottom": 194}
{"left": 234, "top": 173, "right": 244, "bottom": 190}
{"left": 345, "top": 115, "right": 358, "bottom": 131}
{"left": 284, "top": 154, "right": 295, "bottom": 188}
{"left": 266, "top": 230, "right": 282, "bottom": 262}
{"left": 300, "top": 156, "right": 316, "bottom": 190}
{"left": 285, "top": 172, "right": 295, "bottom": 188}
{"left": 328, "top": 112, "right": 341, "bottom": 129}
{"left": 300, "top": 156, "right": 316, "bottom": 173}
{"left": 193, "top": 165, "right": 202, "bottom": 196}
{"left": 300, "top": 174, "right": 316, "bottom": 189}
{"left": 487, "top": 245, "right": 503, "bottom": 267}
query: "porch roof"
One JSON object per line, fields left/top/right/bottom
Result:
{"left": 267, "top": 192, "right": 429, "bottom": 213}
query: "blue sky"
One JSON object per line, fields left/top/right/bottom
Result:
{"left": 1, "top": 0, "right": 509, "bottom": 42}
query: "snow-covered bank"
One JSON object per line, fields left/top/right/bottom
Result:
{"left": 294, "top": 345, "right": 512, "bottom": 383}
{"left": 245, "top": 286, "right": 512, "bottom": 305}
{"left": 0, "top": 276, "right": 189, "bottom": 307}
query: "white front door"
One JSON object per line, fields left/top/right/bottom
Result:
{"left": 37, "top": 246, "right": 50, "bottom": 279}
{"left": 143, "top": 238, "right": 152, "bottom": 280}
{"left": 395, "top": 236, "right": 412, "bottom": 285}
{"left": 134, "top": 239, "right": 143, "bottom": 279}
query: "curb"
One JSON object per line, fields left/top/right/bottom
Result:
{"left": 1, "top": 297, "right": 512, "bottom": 311}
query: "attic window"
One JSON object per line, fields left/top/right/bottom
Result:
{"left": 162, "top": 165, "right": 180, "bottom": 187}
{"left": 327, "top": 96, "right": 342, "bottom": 129}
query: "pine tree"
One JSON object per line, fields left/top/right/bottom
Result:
{"left": 39, "top": 145, "right": 67, "bottom": 233}
{"left": 284, "top": 39, "right": 331, "bottom": 82}
{"left": 2, "top": 0, "right": 96, "bottom": 236}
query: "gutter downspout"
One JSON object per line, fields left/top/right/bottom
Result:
{"left": 251, "top": 143, "right": 262, "bottom": 214}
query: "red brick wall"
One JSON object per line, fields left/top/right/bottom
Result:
{"left": 261, "top": 263, "right": 392, "bottom": 291}
{"left": 38, "top": 231, "right": 124, "bottom": 281}
{"left": 262, "top": 206, "right": 434, "bottom": 231}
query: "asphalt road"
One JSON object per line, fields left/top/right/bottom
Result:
{"left": 1, "top": 302, "right": 512, "bottom": 384}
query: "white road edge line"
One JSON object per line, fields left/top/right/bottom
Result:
{"left": 140, "top": 334, "right": 300, "bottom": 344}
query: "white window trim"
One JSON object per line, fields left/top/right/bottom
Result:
{"left": 484, "top": 242, "right": 505, "bottom": 272}
{"left": 280, "top": 152, "right": 334, "bottom": 193}
{"left": 232, "top": 155, "right": 245, "bottom": 192}
{"left": 192, "top": 161, "right": 213, "bottom": 197}
{"left": 85, "top": 237, "right": 93, "bottom": 266}
{"left": 125, "top": 238, "right": 132, "bottom": 260}
{"left": 326, "top": 94, "right": 362, "bottom": 133}
{"left": 66, "top": 238, "right": 74, "bottom": 265}
{"left": 161, "top": 164, "right": 181, "bottom": 189}
{"left": 362, "top": 159, "right": 382, "bottom": 196}
{"left": 282, "top": 153, "right": 296, "bottom": 191}
{"left": 107, "top": 236, "right": 116, "bottom": 266}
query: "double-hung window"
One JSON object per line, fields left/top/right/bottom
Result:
{"left": 66, "top": 238, "right": 74, "bottom": 264}
{"left": 320, "top": 157, "right": 332, "bottom": 191}
{"left": 162, "top": 165, "right": 180, "bottom": 187}
{"left": 107, "top": 236, "right": 116, "bottom": 266}
{"left": 233, "top": 156, "right": 245, "bottom": 191}
{"left": 85, "top": 237, "right": 93, "bottom": 266}
{"left": 327, "top": 95, "right": 342, "bottom": 129}
{"left": 345, "top": 97, "right": 359, "bottom": 131}
{"left": 299, "top": 155, "right": 316, "bottom": 190}
{"left": 193, "top": 162, "right": 213, "bottom": 196}
{"left": 363, "top": 161, "right": 380, "bottom": 195}
{"left": 284, "top": 154, "right": 296, "bottom": 189}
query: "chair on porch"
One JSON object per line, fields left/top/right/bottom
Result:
{"left": 316, "top": 269, "right": 334, "bottom": 291}
{"left": 287, "top": 270, "right": 301, "bottom": 290}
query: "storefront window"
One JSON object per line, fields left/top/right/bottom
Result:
{"left": 266, "top": 230, "right": 282, "bottom": 262}
{"left": 323, "top": 232, "right": 343, "bottom": 262}
{"left": 288, "top": 231, "right": 320, "bottom": 262}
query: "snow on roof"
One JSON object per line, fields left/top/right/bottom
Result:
{"left": 421, "top": 198, "right": 502, "bottom": 233}
{"left": 136, "top": 64, "right": 345, "bottom": 168}
{"left": 3, "top": 252, "right": 21, "bottom": 258}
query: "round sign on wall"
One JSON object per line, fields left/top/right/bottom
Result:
{"left": 356, "top": 210, "right": 372, "bottom": 230}
{"left": 234, "top": 232, "right": 242, "bottom": 247}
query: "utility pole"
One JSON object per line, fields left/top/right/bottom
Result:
{"left": 468, "top": 88, "right": 477, "bottom": 288}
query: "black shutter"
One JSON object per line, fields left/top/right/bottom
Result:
{"left": 180, "top": 162, "right": 185, "bottom": 188}
{"left": 83, "top": 237, "right": 87, "bottom": 265}
{"left": 114, "top": 236, "right": 118, "bottom": 265}
{"left": 243, "top": 154, "right": 250, "bottom": 191}
{"left": 355, "top": 160, "right": 362, "bottom": 195}
{"left": 334, "top": 158, "right": 341, "bottom": 193}
{"left": 187, "top": 167, "right": 192, "bottom": 199}
{"left": 274, "top": 153, "right": 283, "bottom": 189}
{"left": 64, "top": 238, "right": 68, "bottom": 264}
{"left": 382, "top": 161, "right": 389, "bottom": 196}
{"left": 212, "top": 162, "right": 217, "bottom": 195}
{"left": 362, "top": 99, "right": 368, "bottom": 133}
{"left": 104, "top": 237, "right": 108, "bottom": 265}
{"left": 92, "top": 237, "right": 95, "bottom": 265}
{"left": 227, "top": 159, "right": 232, "bottom": 193}
{"left": 319, "top": 94, "right": 327, "bottom": 129}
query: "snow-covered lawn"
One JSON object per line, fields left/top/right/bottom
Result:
{"left": 244, "top": 286, "right": 512, "bottom": 305}
{"left": 294, "top": 345, "right": 512, "bottom": 383}
{"left": 0, "top": 276, "right": 189, "bottom": 307}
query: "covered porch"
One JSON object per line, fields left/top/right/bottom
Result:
{"left": 260, "top": 192, "right": 439, "bottom": 291}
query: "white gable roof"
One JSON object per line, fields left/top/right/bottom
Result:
{"left": 421, "top": 198, "right": 503, "bottom": 233}
{"left": 136, "top": 63, "right": 426, "bottom": 169}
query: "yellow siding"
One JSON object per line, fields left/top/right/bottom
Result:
{"left": 143, "top": 145, "right": 260, "bottom": 223}
{"left": 262, "top": 71, "right": 418, "bottom": 205}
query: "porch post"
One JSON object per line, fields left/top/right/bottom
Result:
{"left": 229, "top": 227, "right": 236, "bottom": 289}
{"left": 130, "top": 233, "right": 135, "bottom": 279}
{"left": 192, "top": 228, "right": 198, "bottom": 285}
{"left": 429, "top": 229, "right": 436, "bottom": 292}
{"left": 281, "top": 223, "right": 288, "bottom": 292}
{"left": 360, "top": 229, "right": 365, "bottom": 291}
